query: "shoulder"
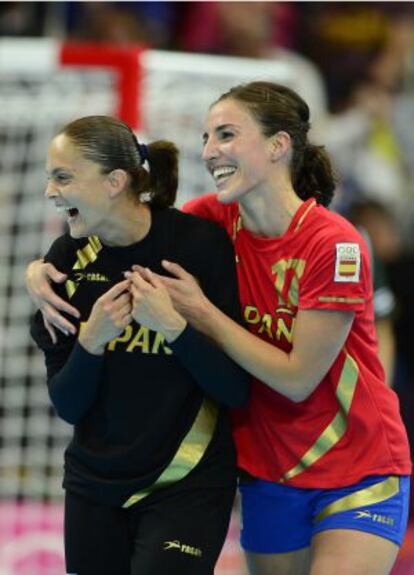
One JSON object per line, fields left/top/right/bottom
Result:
{"left": 167, "top": 206, "right": 232, "bottom": 246}
{"left": 182, "top": 192, "right": 218, "bottom": 214}
{"left": 307, "top": 205, "right": 368, "bottom": 249}
{"left": 182, "top": 193, "right": 234, "bottom": 225}
{"left": 163, "top": 208, "right": 236, "bottom": 281}
{"left": 44, "top": 233, "right": 94, "bottom": 269}
{"left": 45, "top": 233, "right": 73, "bottom": 259}
{"left": 300, "top": 206, "right": 371, "bottom": 284}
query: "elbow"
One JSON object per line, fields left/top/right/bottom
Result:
{"left": 49, "top": 389, "right": 84, "bottom": 425}
{"left": 284, "top": 379, "right": 316, "bottom": 403}
{"left": 288, "top": 390, "right": 310, "bottom": 403}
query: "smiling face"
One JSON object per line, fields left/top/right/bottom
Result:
{"left": 45, "top": 133, "right": 114, "bottom": 239}
{"left": 202, "top": 98, "right": 276, "bottom": 204}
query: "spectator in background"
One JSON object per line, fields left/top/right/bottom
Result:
{"left": 0, "top": 2, "right": 49, "bottom": 36}
{"left": 176, "top": 1, "right": 414, "bottom": 249}
{"left": 176, "top": 1, "right": 327, "bottom": 120}
{"left": 297, "top": 2, "right": 412, "bottom": 112}
{"left": 348, "top": 200, "right": 399, "bottom": 387}
{"left": 310, "top": 6, "right": 414, "bottom": 249}
{"left": 64, "top": 2, "right": 176, "bottom": 48}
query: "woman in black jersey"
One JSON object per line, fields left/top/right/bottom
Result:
{"left": 29, "top": 115, "right": 249, "bottom": 575}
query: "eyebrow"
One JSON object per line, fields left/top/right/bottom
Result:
{"left": 202, "top": 123, "right": 237, "bottom": 143}
{"left": 46, "top": 167, "right": 72, "bottom": 177}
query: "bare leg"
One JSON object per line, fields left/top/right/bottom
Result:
{"left": 310, "top": 529, "right": 399, "bottom": 575}
{"left": 244, "top": 547, "right": 310, "bottom": 575}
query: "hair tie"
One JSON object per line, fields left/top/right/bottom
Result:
{"left": 138, "top": 142, "right": 149, "bottom": 164}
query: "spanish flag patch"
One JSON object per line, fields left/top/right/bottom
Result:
{"left": 334, "top": 243, "right": 361, "bottom": 283}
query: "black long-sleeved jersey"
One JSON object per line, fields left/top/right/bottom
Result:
{"left": 31, "top": 207, "right": 249, "bottom": 507}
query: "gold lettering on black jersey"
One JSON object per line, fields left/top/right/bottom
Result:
{"left": 80, "top": 322, "right": 173, "bottom": 355}
{"left": 65, "top": 236, "right": 103, "bottom": 299}
{"left": 126, "top": 326, "right": 150, "bottom": 353}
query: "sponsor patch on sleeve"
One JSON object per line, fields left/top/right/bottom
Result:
{"left": 334, "top": 243, "right": 361, "bottom": 282}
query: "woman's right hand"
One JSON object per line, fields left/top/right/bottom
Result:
{"left": 78, "top": 280, "right": 132, "bottom": 355}
{"left": 25, "top": 259, "right": 80, "bottom": 343}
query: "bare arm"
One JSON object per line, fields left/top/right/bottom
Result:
{"left": 197, "top": 303, "right": 353, "bottom": 402}
{"left": 25, "top": 259, "right": 80, "bottom": 342}
{"left": 158, "top": 260, "right": 354, "bottom": 402}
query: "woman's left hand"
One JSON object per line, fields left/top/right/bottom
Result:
{"left": 128, "top": 268, "right": 186, "bottom": 343}
{"left": 132, "top": 260, "right": 212, "bottom": 332}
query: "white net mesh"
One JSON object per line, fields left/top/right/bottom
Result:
{"left": 0, "top": 43, "right": 305, "bottom": 502}
{"left": 0, "top": 67, "right": 117, "bottom": 500}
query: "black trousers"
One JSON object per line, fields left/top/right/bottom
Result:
{"left": 64, "top": 482, "right": 236, "bottom": 575}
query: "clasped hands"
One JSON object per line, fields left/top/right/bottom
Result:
{"left": 25, "top": 258, "right": 209, "bottom": 353}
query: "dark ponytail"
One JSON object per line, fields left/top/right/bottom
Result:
{"left": 58, "top": 115, "right": 179, "bottom": 208}
{"left": 216, "top": 81, "right": 337, "bottom": 206}
{"left": 293, "top": 144, "right": 336, "bottom": 207}
{"left": 145, "top": 141, "right": 178, "bottom": 208}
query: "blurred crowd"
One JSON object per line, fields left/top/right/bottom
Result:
{"left": 1, "top": 0, "right": 414, "bottom": 472}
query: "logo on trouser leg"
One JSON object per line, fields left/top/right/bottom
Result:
{"left": 163, "top": 540, "right": 202, "bottom": 557}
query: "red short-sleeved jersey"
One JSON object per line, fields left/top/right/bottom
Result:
{"left": 183, "top": 194, "right": 411, "bottom": 488}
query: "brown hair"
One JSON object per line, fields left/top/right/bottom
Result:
{"left": 216, "top": 82, "right": 337, "bottom": 206}
{"left": 57, "top": 115, "right": 178, "bottom": 208}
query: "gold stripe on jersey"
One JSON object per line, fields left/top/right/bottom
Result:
{"left": 281, "top": 351, "right": 359, "bottom": 482}
{"left": 319, "top": 296, "right": 365, "bottom": 304}
{"left": 315, "top": 476, "right": 399, "bottom": 522}
{"left": 65, "top": 236, "right": 103, "bottom": 299}
{"left": 122, "top": 398, "right": 218, "bottom": 508}
{"left": 232, "top": 215, "right": 242, "bottom": 241}
{"left": 294, "top": 199, "right": 316, "bottom": 232}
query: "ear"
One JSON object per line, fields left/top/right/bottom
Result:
{"left": 269, "top": 131, "right": 291, "bottom": 162}
{"left": 106, "top": 169, "right": 128, "bottom": 198}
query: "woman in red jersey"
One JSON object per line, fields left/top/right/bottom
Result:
{"left": 26, "top": 82, "right": 411, "bottom": 575}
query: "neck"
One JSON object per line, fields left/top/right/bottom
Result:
{"left": 239, "top": 184, "right": 303, "bottom": 237}
{"left": 100, "top": 202, "right": 151, "bottom": 247}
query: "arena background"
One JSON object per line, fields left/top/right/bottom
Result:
{"left": 1, "top": 3, "right": 413, "bottom": 572}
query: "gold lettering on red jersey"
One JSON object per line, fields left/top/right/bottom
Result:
{"left": 275, "top": 315, "right": 295, "bottom": 343}
{"left": 243, "top": 306, "right": 296, "bottom": 347}
{"left": 271, "top": 259, "right": 306, "bottom": 307}
{"left": 244, "top": 306, "right": 261, "bottom": 324}
{"left": 257, "top": 313, "right": 273, "bottom": 339}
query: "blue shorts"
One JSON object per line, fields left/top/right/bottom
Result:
{"left": 239, "top": 474, "right": 410, "bottom": 553}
